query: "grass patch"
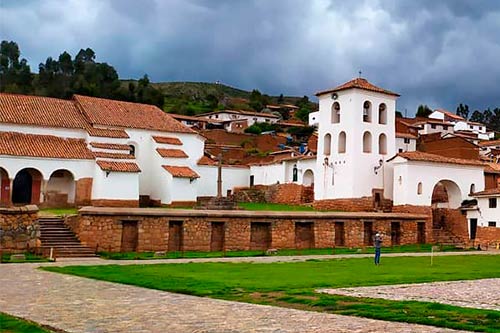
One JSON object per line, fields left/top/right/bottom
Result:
{"left": 0, "top": 252, "right": 48, "bottom": 263}
{"left": 39, "top": 207, "right": 78, "bottom": 216}
{"left": 97, "top": 244, "right": 467, "bottom": 260}
{"left": 0, "top": 312, "right": 54, "bottom": 333}
{"left": 45, "top": 255, "right": 500, "bottom": 332}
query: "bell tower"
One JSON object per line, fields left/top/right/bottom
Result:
{"left": 314, "top": 78, "right": 399, "bottom": 200}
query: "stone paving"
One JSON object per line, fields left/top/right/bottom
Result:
{"left": 319, "top": 278, "right": 500, "bottom": 311}
{"left": 2, "top": 252, "right": 498, "bottom": 333}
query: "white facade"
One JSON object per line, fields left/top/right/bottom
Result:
{"left": 466, "top": 196, "right": 500, "bottom": 228}
{"left": 314, "top": 88, "right": 397, "bottom": 200}
{"left": 200, "top": 110, "right": 279, "bottom": 126}
{"left": 396, "top": 136, "right": 417, "bottom": 153}
{"left": 308, "top": 111, "right": 320, "bottom": 126}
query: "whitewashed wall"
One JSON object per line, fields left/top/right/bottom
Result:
{"left": 396, "top": 137, "right": 417, "bottom": 153}
{"left": 196, "top": 165, "right": 249, "bottom": 197}
{"left": 466, "top": 197, "right": 500, "bottom": 227}
{"left": 91, "top": 165, "right": 139, "bottom": 201}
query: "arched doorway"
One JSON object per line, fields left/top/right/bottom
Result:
{"left": 12, "top": 168, "right": 43, "bottom": 205}
{"left": 431, "top": 180, "right": 462, "bottom": 209}
{"left": 303, "top": 169, "right": 314, "bottom": 186}
{"left": 0, "top": 167, "right": 10, "bottom": 205}
{"left": 46, "top": 169, "right": 76, "bottom": 207}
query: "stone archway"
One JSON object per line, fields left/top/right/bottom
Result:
{"left": 431, "top": 179, "right": 462, "bottom": 209}
{"left": 46, "top": 169, "right": 76, "bottom": 207}
{"left": 303, "top": 169, "right": 314, "bottom": 186}
{"left": 12, "top": 168, "right": 43, "bottom": 205}
{"left": 0, "top": 167, "right": 10, "bottom": 206}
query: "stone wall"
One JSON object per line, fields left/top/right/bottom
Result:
{"left": 234, "top": 184, "right": 314, "bottom": 205}
{"left": 75, "top": 178, "right": 93, "bottom": 206}
{"left": 0, "top": 205, "right": 39, "bottom": 252}
{"left": 74, "top": 207, "right": 430, "bottom": 252}
{"left": 432, "top": 208, "right": 469, "bottom": 243}
{"left": 313, "top": 195, "right": 393, "bottom": 213}
{"left": 475, "top": 227, "right": 500, "bottom": 249}
{"left": 91, "top": 199, "right": 139, "bottom": 208}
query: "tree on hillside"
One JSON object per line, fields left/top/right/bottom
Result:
{"left": 249, "top": 89, "right": 270, "bottom": 111}
{"left": 456, "top": 103, "right": 469, "bottom": 120}
{"left": 294, "top": 95, "right": 312, "bottom": 122}
{"left": 277, "top": 93, "right": 284, "bottom": 104}
{"left": 469, "top": 110, "right": 484, "bottom": 123}
{"left": 0, "top": 40, "right": 33, "bottom": 94}
{"left": 416, "top": 104, "right": 432, "bottom": 118}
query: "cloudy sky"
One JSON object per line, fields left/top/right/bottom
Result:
{"left": 1, "top": 0, "right": 500, "bottom": 114}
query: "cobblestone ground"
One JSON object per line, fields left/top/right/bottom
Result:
{"left": 319, "top": 278, "right": 500, "bottom": 311}
{"left": 0, "top": 261, "right": 473, "bottom": 333}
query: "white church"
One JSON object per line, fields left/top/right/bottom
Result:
{"left": 0, "top": 78, "right": 489, "bottom": 222}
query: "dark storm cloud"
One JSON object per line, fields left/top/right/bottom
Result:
{"left": 1, "top": 0, "right": 500, "bottom": 114}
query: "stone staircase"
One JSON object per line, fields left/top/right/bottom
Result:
{"left": 432, "top": 228, "right": 466, "bottom": 247}
{"left": 39, "top": 217, "right": 97, "bottom": 257}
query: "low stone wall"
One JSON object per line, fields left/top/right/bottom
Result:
{"left": 91, "top": 199, "right": 139, "bottom": 208}
{"left": 75, "top": 207, "right": 430, "bottom": 252}
{"left": 314, "top": 196, "right": 393, "bottom": 212}
{"left": 0, "top": 205, "right": 39, "bottom": 252}
{"left": 234, "top": 184, "right": 314, "bottom": 205}
{"left": 475, "top": 227, "right": 500, "bottom": 249}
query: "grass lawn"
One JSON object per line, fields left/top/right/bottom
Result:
{"left": 98, "top": 244, "right": 466, "bottom": 260}
{"left": 238, "top": 202, "right": 315, "bottom": 211}
{"left": 0, "top": 253, "right": 48, "bottom": 263}
{"left": 0, "top": 312, "right": 53, "bottom": 333}
{"left": 39, "top": 207, "right": 78, "bottom": 216}
{"left": 45, "top": 255, "right": 500, "bottom": 332}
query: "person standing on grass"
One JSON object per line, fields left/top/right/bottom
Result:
{"left": 374, "top": 232, "right": 382, "bottom": 265}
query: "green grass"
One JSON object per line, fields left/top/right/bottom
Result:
{"left": 97, "top": 244, "right": 466, "bottom": 260}
{"left": 238, "top": 202, "right": 314, "bottom": 211}
{"left": 45, "top": 255, "right": 500, "bottom": 332}
{"left": 39, "top": 207, "right": 78, "bottom": 216}
{"left": 0, "top": 252, "right": 48, "bottom": 263}
{"left": 0, "top": 312, "right": 54, "bottom": 333}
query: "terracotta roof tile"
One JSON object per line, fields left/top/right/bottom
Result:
{"left": 0, "top": 93, "right": 88, "bottom": 129}
{"left": 396, "top": 132, "right": 418, "bottom": 139}
{"left": 472, "top": 188, "right": 500, "bottom": 197}
{"left": 198, "top": 110, "right": 279, "bottom": 119}
{"left": 316, "top": 78, "right": 400, "bottom": 97}
{"left": 434, "top": 109, "right": 465, "bottom": 121}
{"left": 86, "top": 126, "right": 129, "bottom": 138}
{"left": 479, "top": 139, "right": 500, "bottom": 147}
{"left": 393, "top": 151, "right": 485, "bottom": 167}
{"left": 74, "top": 94, "right": 194, "bottom": 134}
{"left": 156, "top": 148, "right": 188, "bottom": 158}
{"left": 96, "top": 160, "right": 141, "bottom": 173}
{"left": 484, "top": 163, "right": 500, "bottom": 174}
{"left": 162, "top": 165, "right": 200, "bottom": 178}
{"left": 152, "top": 136, "right": 182, "bottom": 145}
{"left": 94, "top": 152, "right": 135, "bottom": 159}
{"left": 0, "top": 131, "right": 94, "bottom": 160}
{"left": 90, "top": 142, "right": 132, "bottom": 150}
{"left": 197, "top": 156, "right": 218, "bottom": 166}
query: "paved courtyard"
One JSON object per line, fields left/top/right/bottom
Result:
{"left": 319, "top": 278, "right": 500, "bottom": 311}
{"left": 1, "top": 252, "right": 498, "bottom": 333}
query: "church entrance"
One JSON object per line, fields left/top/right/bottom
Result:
{"left": 12, "top": 168, "right": 42, "bottom": 205}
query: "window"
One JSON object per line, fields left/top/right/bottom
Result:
{"left": 129, "top": 145, "right": 136, "bottom": 157}
{"left": 488, "top": 221, "right": 497, "bottom": 227}
{"left": 292, "top": 164, "right": 298, "bottom": 182}
{"left": 489, "top": 198, "right": 497, "bottom": 208}
{"left": 417, "top": 182, "right": 423, "bottom": 195}
{"left": 470, "top": 184, "right": 475, "bottom": 194}
{"left": 431, "top": 124, "right": 436, "bottom": 129}
{"left": 331, "top": 102, "right": 340, "bottom": 123}
{"left": 378, "top": 133, "right": 387, "bottom": 155}
{"left": 469, "top": 125, "right": 473, "bottom": 129}
{"left": 338, "top": 131, "right": 346, "bottom": 153}
{"left": 404, "top": 138, "right": 410, "bottom": 144}
{"left": 378, "top": 103, "right": 387, "bottom": 124}
{"left": 323, "top": 133, "right": 331, "bottom": 156}
{"left": 399, "top": 148, "right": 403, "bottom": 153}
{"left": 443, "top": 125, "right": 448, "bottom": 130}
{"left": 363, "top": 101, "right": 372, "bottom": 123}
{"left": 363, "top": 131, "right": 372, "bottom": 153}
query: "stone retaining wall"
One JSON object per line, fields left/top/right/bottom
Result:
{"left": 75, "top": 207, "right": 430, "bottom": 253}
{"left": 234, "top": 184, "right": 314, "bottom": 205}
{"left": 0, "top": 205, "right": 39, "bottom": 252}
{"left": 475, "top": 227, "right": 500, "bottom": 249}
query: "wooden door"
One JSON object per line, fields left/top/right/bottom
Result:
{"left": 121, "top": 221, "right": 138, "bottom": 252}
{"left": 168, "top": 221, "right": 183, "bottom": 252}
{"left": 295, "top": 222, "right": 314, "bottom": 249}
{"left": 210, "top": 222, "right": 225, "bottom": 251}
{"left": 417, "top": 222, "right": 426, "bottom": 244}
{"left": 469, "top": 219, "right": 477, "bottom": 240}
{"left": 391, "top": 222, "right": 401, "bottom": 245}
{"left": 334, "top": 222, "right": 345, "bottom": 246}
{"left": 250, "top": 222, "right": 271, "bottom": 250}
{"left": 363, "top": 221, "right": 373, "bottom": 246}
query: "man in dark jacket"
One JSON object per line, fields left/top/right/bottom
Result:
{"left": 374, "top": 232, "right": 382, "bottom": 265}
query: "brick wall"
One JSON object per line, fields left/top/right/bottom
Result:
{"left": 313, "top": 195, "right": 392, "bottom": 212}
{"left": 475, "top": 227, "right": 500, "bottom": 248}
{"left": 432, "top": 208, "right": 469, "bottom": 243}
{"left": 75, "top": 178, "right": 93, "bottom": 206}
{"left": 234, "top": 184, "right": 314, "bottom": 205}
{"left": 0, "top": 205, "right": 39, "bottom": 252}
{"left": 73, "top": 208, "right": 430, "bottom": 253}
{"left": 393, "top": 205, "right": 433, "bottom": 243}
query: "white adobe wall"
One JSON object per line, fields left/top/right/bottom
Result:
{"left": 196, "top": 165, "right": 249, "bottom": 197}
{"left": 171, "top": 177, "right": 198, "bottom": 202}
{"left": 308, "top": 111, "right": 319, "bottom": 126}
{"left": 391, "top": 158, "right": 484, "bottom": 207}
{"left": 315, "top": 89, "right": 397, "bottom": 200}
{"left": 396, "top": 137, "right": 417, "bottom": 153}
{"left": 91, "top": 165, "right": 139, "bottom": 201}
{"left": 250, "top": 163, "right": 285, "bottom": 185}
{"left": 466, "top": 197, "right": 500, "bottom": 227}
{"left": 0, "top": 124, "right": 87, "bottom": 139}
{"left": 429, "top": 111, "right": 445, "bottom": 120}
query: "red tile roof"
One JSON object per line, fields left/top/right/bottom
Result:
{"left": 0, "top": 93, "right": 88, "bottom": 129}
{"left": 479, "top": 139, "right": 500, "bottom": 147}
{"left": 0, "top": 131, "right": 94, "bottom": 160}
{"left": 396, "top": 132, "right": 418, "bottom": 139}
{"left": 156, "top": 148, "right": 188, "bottom": 158}
{"left": 162, "top": 165, "right": 200, "bottom": 178}
{"left": 94, "top": 151, "right": 135, "bottom": 159}
{"left": 316, "top": 78, "right": 400, "bottom": 97}
{"left": 197, "top": 155, "right": 218, "bottom": 166}
{"left": 393, "top": 151, "right": 485, "bottom": 166}
{"left": 152, "top": 136, "right": 183, "bottom": 145}
{"left": 472, "top": 188, "right": 500, "bottom": 197}
{"left": 86, "top": 126, "right": 129, "bottom": 138}
{"left": 96, "top": 160, "right": 141, "bottom": 173}
{"left": 74, "top": 95, "right": 194, "bottom": 134}
{"left": 198, "top": 110, "right": 279, "bottom": 119}
{"left": 90, "top": 142, "right": 132, "bottom": 150}
{"left": 434, "top": 109, "right": 465, "bottom": 121}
